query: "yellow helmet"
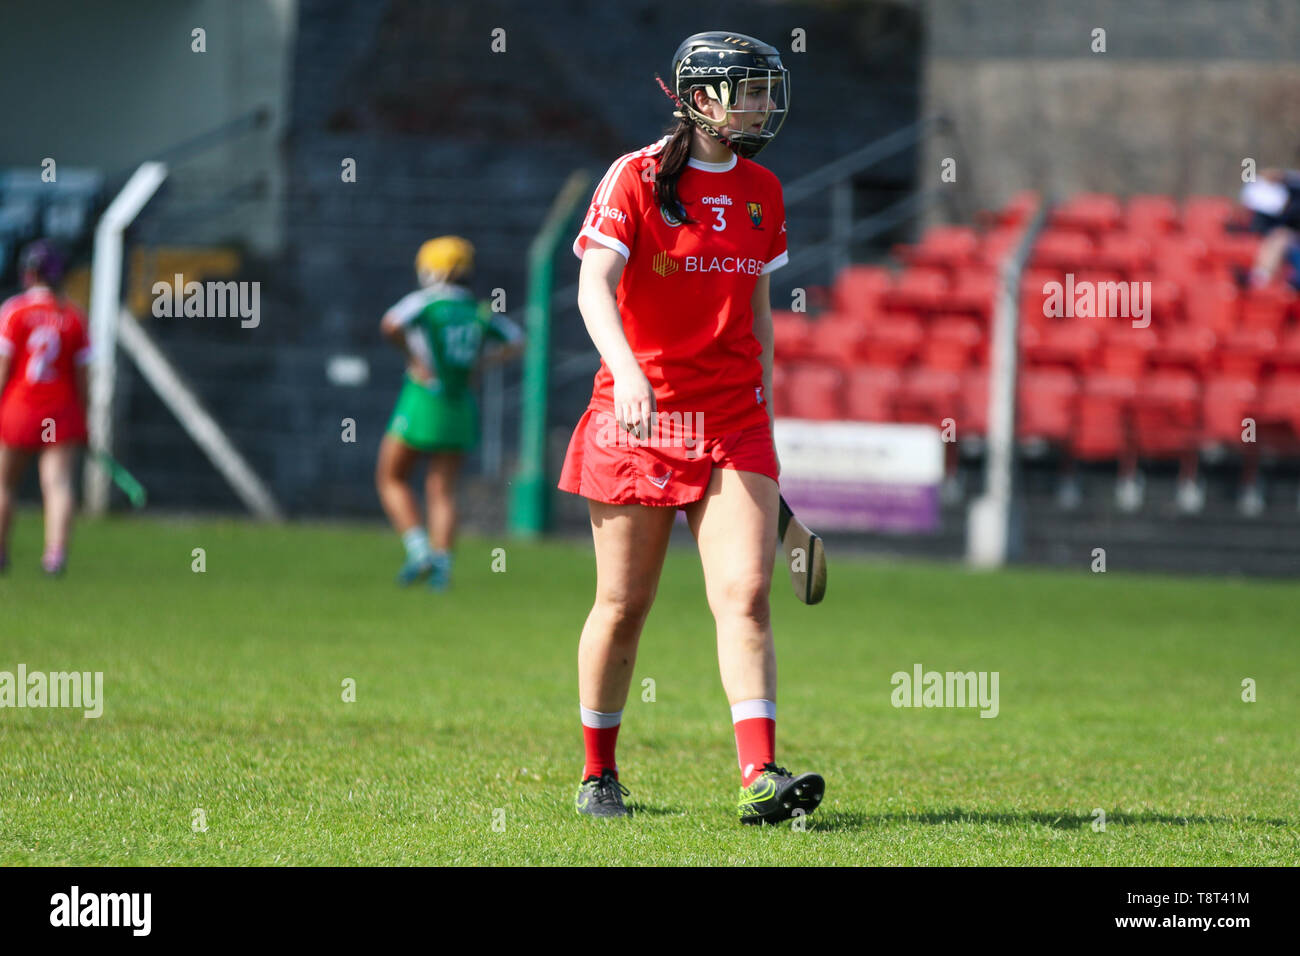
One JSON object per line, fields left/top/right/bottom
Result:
{"left": 416, "top": 236, "right": 474, "bottom": 284}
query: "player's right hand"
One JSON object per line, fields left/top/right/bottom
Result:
{"left": 613, "top": 366, "right": 655, "bottom": 440}
{"left": 408, "top": 359, "right": 436, "bottom": 386}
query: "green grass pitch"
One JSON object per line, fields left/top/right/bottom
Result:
{"left": 1, "top": 511, "right": 1296, "bottom": 865}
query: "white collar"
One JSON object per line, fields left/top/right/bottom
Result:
{"left": 687, "top": 153, "right": 737, "bottom": 173}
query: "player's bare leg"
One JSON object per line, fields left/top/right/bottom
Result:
{"left": 37, "top": 443, "right": 77, "bottom": 574}
{"left": 423, "top": 451, "right": 464, "bottom": 590}
{"left": 686, "top": 466, "right": 822, "bottom": 822}
{"left": 685, "top": 467, "right": 779, "bottom": 705}
{"left": 580, "top": 501, "right": 676, "bottom": 711}
{"left": 376, "top": 434, "right": 434, "bottom": 584}
{"left": 0, "top": 445, "right": 33, "bottom": 572}
{"left": 1251, "top": 227, "right": 1294, "bottom": 286}
{"left": 425, "top": 451, "right": 463, "bottom": 552}
{"left": 376, "top": 434, "right": 421, "bottom": 532}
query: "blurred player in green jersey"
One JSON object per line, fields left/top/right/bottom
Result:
{"left": 376, "top": 237, "right": 524, "bottom": 590}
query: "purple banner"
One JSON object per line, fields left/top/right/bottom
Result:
{"left": 780, "top": 477, "right": 940, "bottom": 533}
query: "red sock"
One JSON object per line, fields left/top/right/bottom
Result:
{"left": 580, "top": 707, "right": 621, "bottom": 779}
{"left": 732, "top": 699, "right": 776, "bottom": 786}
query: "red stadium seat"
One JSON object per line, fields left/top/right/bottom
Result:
{"left": 1072, "top": 373, "right": 1136, "bottom": 461}
{"left": 1125, "top": 195, "right": 1179, "bottom": 237}
{"left": 895, "top": 366, "right": 961, "bottom": 426}
{"left": 989, "top": 191, "right": 1040, "bottom": 229}
{"left": 1182, "top": 278, "right": 1238, "bottom": 334}
{"left": 1206, "top": 232, "right": 1262, "bottom": 270}
{"left": 1217, "top": 326, "right": 1276, "bottom": 378}
{"left": 1152, "top": 234, "right": 1209, "bottom": 283}
{"left": 804, "top": 317, "right": 869, "bottom": 369}
{"left": 947, "top": 268, "right": 1001, "bottom": 318}
{"left": 979, "top": 227, "right": 1026, "bottom": 267}
{"left": 862, "top": 315, "right": 924, "bottom": 368}
{"left": 772, "top": 311, "right": 814, "bottom": 361}
{"left": 1030, "top": 231, "right": 1095, "bottom": 272}
{"left": 831, "top": 265, "right": 892, "bottom": 321}
{"left": 1150, "top": 324, "right": 1216, "bottom": 374}
{"left": 1147, "top": 279, "right": 1184, "bottom": 325}
{"left": 1016, "top": 369, "right": 1078, "bottom": 443}
{"left": 961, "top": 368, "right": 990, "bottom": 437}
{"left": 1237, "top": 284, "right": 1296, "bottom": 332}
{"left": 783, "top": 363, "right": 844, "bottom": 421}
{"left": 883, "top": 268, "right": 950, "bottom": 313}
{"left": 844, "top": 365, "right": 901, "bottom": 422}
{"left": 1134, "top": 370, "right": 1200, "bottom": 458}
{"left": 1258, "top": 375, "right": 1300, "bottom": 451}
{"left": 1272, "top": 326, "right": 1300, "bottom": 374}
{"left": 1182, "top": 196, "right": 1236, "bottom": 238}
{"left": 1098, "top": 325, "right": 1158, "bottom": 378}
{"left": 1201, "top": 376, "right": 1259, "bottom": 445}
{"left": 1051, "top": 193, "right": 1123, "bottom": 236}
{"left": 923, "top": 315, "right": 984, "bottom": 371}
{"left": 771, "top": 362, "right": 790, "bottom": 415}
{"left": 1020, "top": 321, "right": 1100, "bottom": 372}
{"left": 1094, "top": 233, "right": 1154, "bottom": 278}
{"left": 898, "top": 226, "right": 981, "bottom": 270}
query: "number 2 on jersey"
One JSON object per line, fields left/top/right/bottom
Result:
{"left": 26, "top": 325, "right": 61, "bottom": 383}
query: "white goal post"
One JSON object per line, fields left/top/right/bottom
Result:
{"left": 84, "top": 162, "right": 283, "bottom": 519}
{"left": 966, "top": 201, "right": 1049, "bottom": 568}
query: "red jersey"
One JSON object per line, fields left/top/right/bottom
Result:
{"left": 0, "top": 287, "right": 91, "bottom": 413}
{"left": 573, "top": 137, "right": 789, "bottom": 438}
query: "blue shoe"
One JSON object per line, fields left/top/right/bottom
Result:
{"left": 396, "top": 555, "right": 434, "bottom": 586}
{"left": 427, "top": 555, "right": 451, "bottom": 592}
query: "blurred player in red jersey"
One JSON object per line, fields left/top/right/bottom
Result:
{"left": 0, "top": 241, "right": 91, "bottom": 576}
{"left": 560, "top": 32, "right": 824, "bottom": 824}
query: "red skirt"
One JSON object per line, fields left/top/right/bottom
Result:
{"left": 557, "top": 406, "right": 778, "bottom": 507}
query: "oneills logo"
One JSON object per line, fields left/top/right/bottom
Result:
{"left": 652, "top": 251, "right": 679, "bottom": 277}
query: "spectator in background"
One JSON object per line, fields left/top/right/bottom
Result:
{"left": 1240, "top": 168, "right": 1300, "bottom": 289}
{"left": 0, "top": 240, "right": 91, "bottom": 576}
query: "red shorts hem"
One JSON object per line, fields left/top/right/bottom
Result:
{"left": 0, "top": 401, "right": 87, "bottom": 449}
{"left": 556, "top": 406, "right": 778, "bottom": 507}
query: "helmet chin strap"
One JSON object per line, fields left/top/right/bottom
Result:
{"left": 655, "top": 73, "right": 742, "bottom": 156}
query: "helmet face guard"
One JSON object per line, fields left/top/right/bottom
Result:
{"left": 670, "top": 32, "right": 789, "bottom": 159}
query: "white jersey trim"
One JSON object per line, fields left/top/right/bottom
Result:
{"left": 595, "top": 136, "right": 669, "bottom": 207}
{"left": 760, "top": 250, "right": 790, "bottom": 275}
{"left": 386, "top": 282, "right": 469, "bottom": 327}
{"left": 573, "top": 226, "right": 630, "bottom": 262}
{"left": 687, "top": 153, "right": 738, "bottom": 173}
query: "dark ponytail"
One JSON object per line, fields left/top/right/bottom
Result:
{"left": 654, "top": 119, "right": 697, "bottom": 225}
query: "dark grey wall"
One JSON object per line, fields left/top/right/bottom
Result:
{"left": 920, "top": 0, "right": 1300, "bottom": 220}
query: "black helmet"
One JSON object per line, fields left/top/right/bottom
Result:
{"left": 669, "top": 31, "right": 789, "bottom": 158}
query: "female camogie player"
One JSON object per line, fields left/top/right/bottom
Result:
{"left": 0, "top": 241, "right": 91, "bottom": 576}
{"left": 559, "top": 31, "right": 825, "bottom": 824}
{"left": 376, "top": 236, "right": 524, "bottom": 591}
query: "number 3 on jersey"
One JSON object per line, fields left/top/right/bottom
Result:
{"left": 711, "top": 207, "right": 727, "bottom": 231}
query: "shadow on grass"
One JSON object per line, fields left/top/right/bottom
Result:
{"left": 803, "top": 808, "right": 1292, "bottom": 833}
{"left": 627, "top": 803, "right": 688, "bottom": 818}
